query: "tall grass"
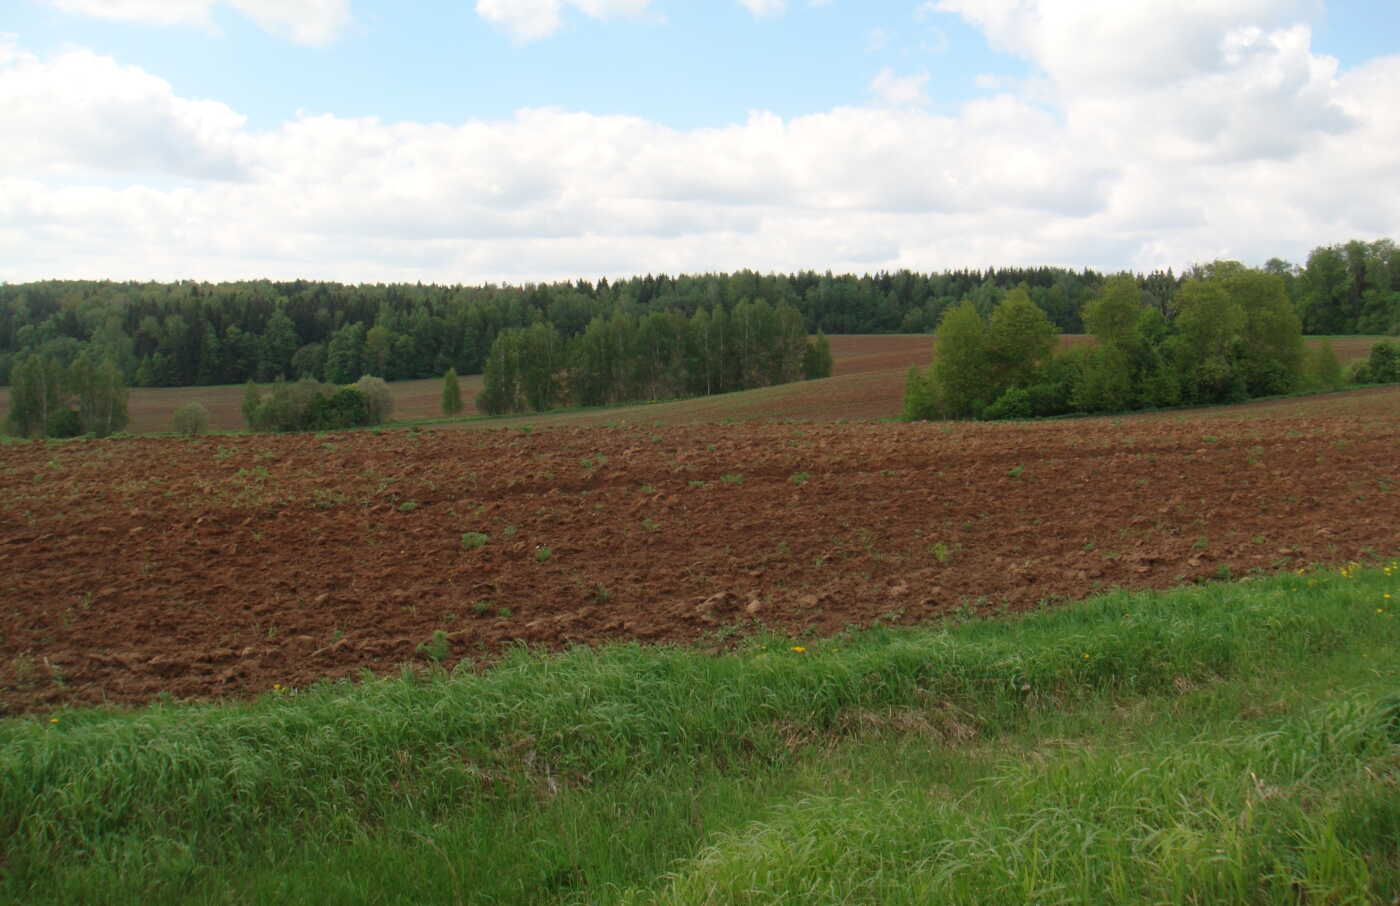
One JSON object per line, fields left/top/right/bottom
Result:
{"left": 2, "top": 564, "right": 1397, "bottom": 904}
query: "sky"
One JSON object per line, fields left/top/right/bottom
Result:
{"left": 1, "top": 0, "right": 1397, "bottom": 284}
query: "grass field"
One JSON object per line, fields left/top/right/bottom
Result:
{"left": 3, "top": 565, "right": 1397, "bottom": 903}
{"left": 0, "top": 334, "right": 1385, "bottom": 433}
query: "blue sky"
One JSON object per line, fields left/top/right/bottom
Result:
{"left": 2, "top": 1, "right": 1397, "bottom": 283}
{"left": 10, "top": 1, "right": 1033, "bottom": 128}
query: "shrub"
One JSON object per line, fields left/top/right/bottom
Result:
{"left": 1365, "top": 340, "right": 1400, "bottom": 384}
{"left": 304, "top": 388, "right": 370, "bottom": 431}
{"left": 983, "top": 386, "right": 1032, "bottom": 421}
{"left": 172, "top": 402, "right": 210, "bottom": 436}
{"left": 246, "top": 379, "right": 374, "bottom": 433}
{"left": 1305, "top": 340, "right": 1343, "bottom": 391}
{"left": 1345, "top": 360, "right": 1372, "bottom": 385}
{"left": 1072, "top": 345, "right": 1133, "bottom": 413}
{"left": 441, "top": 367, "right": 463, "bottom": 416}
{"left": 901, "top": 365, "right": 941, "bottom": 421}
{"left": 241, "top": 381, "right": 262, "bottom": 429}
{"left": 44, "top": 407, "right": 83, "bottom": 438}
{"left": 354, "top": 375, "right": 394, "bottom": 425}
{"left": 801, "top": 332, "right": 834, "bottom": 380}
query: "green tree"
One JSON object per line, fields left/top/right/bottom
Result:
{"left": 802, "top": 330, "right": 834, "bottom": 380}
{"left": 985, "top": 287, "right": 1058, "bottom": 390}
{"left": 353, "top": 375, "right": 394, "bottom": 425}
{"left": 325, "top": 323, "right": 365, "bottom": 385}
{"left": 441, "top": 366, "right": 463, "bottom": 415}
{"left": 477, "top": 329, "right": 523, "bottom": 416}
{"left": 902, "top": 365, "right": 940, "bottom": 421}
{"left": 1170, "top": 278, "right": 1245, "bottom": 404}
{"left": 364, "top": 325, "right": 396, "bottom": 378}
{"left": 1299, "top": 245, "right": 1351, "bottom": 334}
{"left": 925, "top": 300, "right": 989, "bottom": 419}
{"left": 67, "top": 353, "right": 129, "bottom": 437}
{"left": 1221, "top": 267, "right": 1304, "bottom": 397}
{"left": 258, "top": 309, "right": 300, "bottom": 382}
{"left": 1071, "top": 345, "right": 1134, "bottom": 413}
{"left": 290, "top": 343, "right": 326, "bottom": 380}
{"left": 241, "top": 380, "right": 262, "bottom": 429}
{"left": 519, "top": 322, "right": 564, "bottom": 411}
{"left": 4, "top": 354, "right": 64, "bottom": 436}
{"left": 1305, "top": 339, "right": 1343, "bottom": 391}
{"left": 1082, "top": 275, "right": 1143, "bottom": 347}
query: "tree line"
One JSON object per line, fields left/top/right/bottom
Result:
{"left": 0, "top": 266, "right": 1130, "bottom": 390}
{"left": 903, "top": 258, "right": 1398, "bottom": 422}
{"left": 2, "top": 242, "right": 1393, "bottom": 396}
{"left": 476, "top": 301, "right": 834, "bottom": 415}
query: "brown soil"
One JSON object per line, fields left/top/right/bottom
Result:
{"left": 3, "top": 406, "right": 1398, "bottom": 714}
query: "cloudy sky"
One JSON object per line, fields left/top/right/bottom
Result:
{"left": 2, "top": 0, "right": 1397, "bottom": 284}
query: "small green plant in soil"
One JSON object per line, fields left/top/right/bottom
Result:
{"left": 415, "top": 630, "right": 449, "bottom": 664}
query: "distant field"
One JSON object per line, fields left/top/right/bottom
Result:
{"left": 0, "top": 334, "right": 1387, "bottom": 434}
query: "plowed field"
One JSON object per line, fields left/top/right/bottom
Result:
{"left": 3, "top": 407, "right": 1398, "bottom": 714}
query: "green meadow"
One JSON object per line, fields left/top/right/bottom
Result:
{"left": 3, "top": 564, "right": 1397, "bottom": 904}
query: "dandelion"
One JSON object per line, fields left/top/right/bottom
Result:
{"left": 1082, "top": 653, "right": 1090, "bottom": 659}
{"left": 791, "top": 646, "right": 806, "bottom": 653}
{"left": 48, "top": 717, "right": 59, "bottom": 724}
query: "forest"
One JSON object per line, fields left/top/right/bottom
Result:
{"left": 1, "top": 238, "right": 1394, "bottom": 394}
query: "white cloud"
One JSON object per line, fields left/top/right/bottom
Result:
{"left": 737, "top": 0, "right": 787, "bottom": 19}
{"left": 935, "top": 0, "right": 1353, "bottom": 164}
{"left": 0, "top": 17, "right": 1396, "bottom": 285}
{"left": 474, "top": 0, "right": 655, "bottom": 41}
{"left": 0, "top": 42, "right": 250, "bottom": 180}
{"left": 869, "top": 67, "right": 931, "bottom": 106}
{"left": 934, "top": 0, "right": 1314, "bottom": 87}
{"left": 40, "top": 0, "right": 352, "bottom": 45}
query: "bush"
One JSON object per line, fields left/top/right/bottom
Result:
{"left": 901, "top": 365, "right": 941, "bottom": 421}
{"left": 354, "top": 375, "right": 394, "bottom": 425}
{"left": 44, "top": 408, "right": 83, "bottom": 438}
{"left": 983, "top": 386, "right": 1032, "bottom": 421}
{"left": 1024, "top": 353, "right": 1080, "bottom": 417}
{"left": 802, "top": 331, "right": 834, "bottom": 380}
{"left": 172, "top": 402, "right": 210, "bottom": 436}
{"left": 1365, "top": 340, "right": 1400, "bottom": 384}
{"left": 1345, "top": 360, "right": 1372, "bottom": 385}
{"left": 304, "top": 388, "right": 370, "bottom": 431}
{"left": 245, "top": 379, "right": 373, "bottom": 433}
{"left": 1305, "top": 340, "right": 1343, "bottom": 391}
{"left": 1072, "top": 345, "right": 1133, "bottom": 413}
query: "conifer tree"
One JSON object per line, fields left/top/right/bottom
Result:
{"left": 441, "top": 366, "right": 463, "bottom": 415}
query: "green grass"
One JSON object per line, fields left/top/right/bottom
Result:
{"left": 3, "top": 564, "right": 1397, "bottom": 904}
